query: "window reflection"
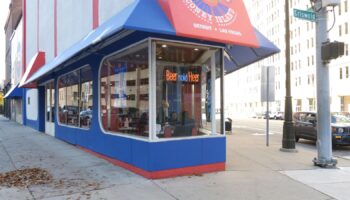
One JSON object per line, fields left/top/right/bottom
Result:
{"left": 100, "top": 42, "right": 149, "bottom": 137}
{"left": 58, "top": 66, "right": 93, "bottom": 129}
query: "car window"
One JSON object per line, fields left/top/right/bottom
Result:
{"left": 332, "top": 114, "right": 350, "bottom": 123}
{"left": 305, "top": 113, "right": 316, "bottom": 123}
{"left": 298, "top": 113, "right": 307, "bottom": 122}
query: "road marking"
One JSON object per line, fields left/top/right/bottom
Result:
{"left": 252, "top": 132, "right": 276, "bottom": 136}
{"left": 233, "top": 125, "right": 281, "bottom": 132}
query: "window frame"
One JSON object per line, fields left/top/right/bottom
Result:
{"left": 97, "top": 39, "right": 150, "bottom": 141}
{"left": 57, "top": 64, "right": 93, "bottom": 130}
{"left": 98, "top": 38, "right": 225, "bottom": 142}
{"left": 150, "top": 38, "right": 225, "bottom": 141}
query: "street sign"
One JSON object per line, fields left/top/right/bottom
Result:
{"left": 293, "top": 9, "right": 316, "bottom": 22}
{"left": 261, "top": 66, "right": 275, "bottom": 102}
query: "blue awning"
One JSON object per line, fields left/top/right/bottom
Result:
{"left": 4, "top": 84, "right": 24, "bottom": 99}
{"left": 24, "top": 0, "right": 279, "bottom": 85}
{"left": 224, "top": 29, "right": 280, "bottom": 73}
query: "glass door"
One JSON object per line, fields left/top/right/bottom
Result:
{"left": 45, "top": 81, "right": 55, "bottom": 136}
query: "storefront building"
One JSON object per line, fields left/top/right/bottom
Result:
{"left": 6, "top": 0, "right": 278, "bottom": 178}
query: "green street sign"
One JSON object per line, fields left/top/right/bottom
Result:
{"left": 293, "top": 9, "right": 316, "bottom": 22}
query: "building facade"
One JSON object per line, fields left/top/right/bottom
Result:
{"left": 226, "top": 0, "right": 350, "bottom": 117}
{"left": 3, "top": 0, "right": 278, "bottom": 178}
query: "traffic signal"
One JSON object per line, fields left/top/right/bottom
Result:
{"left": 321, "top": 41, "right": 345, "bottom": 61}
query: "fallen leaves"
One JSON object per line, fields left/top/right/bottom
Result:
{"left": 0, "top": 168, "right": 53, "bottom": 188}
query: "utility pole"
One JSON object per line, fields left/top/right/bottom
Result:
{"left": 281, "top": 0, "right": 296, "bottom": 152}
{"left": 313, "top": 0, "right": 337, "bottom": 167}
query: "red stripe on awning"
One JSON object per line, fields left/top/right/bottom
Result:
{"left": 19, "top": 52, "right": 46, "bottom": 88}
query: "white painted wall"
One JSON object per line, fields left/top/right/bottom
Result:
{"left": 26, "top": 0, "right": 38, "bottom": 68}
{"left": 26, "top": 89, "right": 38, "bottom": 121}
{"left": 57, "top": 0, "right": 92, "bottom": 55}
{"left": 99, "top": 0, "right": 135, "bottom": 25}
{"left": 11, "top": 19, "right": 23, "bottom": 86}
{"left": 38, "top": 0, "right": 54, "bottom": 62}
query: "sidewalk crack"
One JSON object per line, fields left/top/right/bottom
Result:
{"left": 151, "top": 181, "right": 179, "bottom": 200}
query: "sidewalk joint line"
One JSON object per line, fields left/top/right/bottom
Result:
{"left": 151, "top": 181, "right": 179, "bottom": 200}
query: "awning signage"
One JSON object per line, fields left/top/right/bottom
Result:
{"left": 158, "top": 0, "right": 259, "bottom": 47}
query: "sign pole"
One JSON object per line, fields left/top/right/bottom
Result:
{"left": 313, "top": 0, "right": 337, "bottom": 167}
{"left": 266, "top": 67, "right": 269, "bottom": 147}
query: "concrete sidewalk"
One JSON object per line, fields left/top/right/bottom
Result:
{"left": 1, "top": 116, "right": 350, "bottom": 200}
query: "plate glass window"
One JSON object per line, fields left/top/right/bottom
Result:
{"left": 100, "top": 42, "right": 149, "bottom": 137}
{"left": 58, "top": 66, "right": 93, "bottom": 129}
{"left": 155, "top": 41, "right": 223, "bottom": 138}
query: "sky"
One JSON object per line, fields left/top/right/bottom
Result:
{"left": 0, "top": 0, "right": 10, "bottom": 87}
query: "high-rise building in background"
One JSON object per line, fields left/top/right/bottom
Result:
{"left": 226, "top": 0, "right": 350, "bottom": 118}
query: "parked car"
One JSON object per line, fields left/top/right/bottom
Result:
{"left": 293, "top": 112, "right": 350, "bottom": 146}
{"left": 270, "top": 112, "right": 284, "bottom": 120}
{"left": 263, "top": 111, "right": 283, "bottom": 120}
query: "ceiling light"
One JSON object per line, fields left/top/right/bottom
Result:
{"left": 161, "top": 44, "right": 167, "bottom": 48}
{"left": 158, "top": 56, "right": 163, "bottom": 59}
{"left": 194, "top": 48, "right": 199, "bottom": 51}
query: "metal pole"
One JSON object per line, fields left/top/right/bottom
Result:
{"left": 266, "top": 67, "right": 269, "bottom": 147}
{"left": 313, "top": 0, "right": 337, "bottom": 167}
{"left": 281, "top": 0, "right": 296, "bottom": 152}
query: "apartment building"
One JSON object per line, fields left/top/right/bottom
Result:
{"left": 226, "top": 0, "right": 350, "bottom": 117}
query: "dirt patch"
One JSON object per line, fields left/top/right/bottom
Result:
{"left": 0, "top": 168, "right": 53, "bottom": 188}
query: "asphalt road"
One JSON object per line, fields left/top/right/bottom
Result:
{"left": 231, "top": 118, "right": 350, "bottom": 159}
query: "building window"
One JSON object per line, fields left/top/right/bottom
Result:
{"left": 345, "top": 0, "right": 348, "bottom": 12}
{"left": 296, "top": 99, "right": 302, "bottom": 112}
{"left": 309, "top": 98, "right": 316, "bottom": 111}
{"left": 346, "top": 44, "right": 349, "bottom": 56}
{"left": 345, "top": 22, "right": 348, "bottom": 34}
{"left": 339, "top": 25, "right": 342, "bottom": 36}
{"left": 346, "top": 66, "right": 349, "bottom": 78}
{"left": 58, "top": 65, "right": 93, "bottom": 129}
{"left": 155, "top": 41, "right": 223, "bottom": 138}
{"left": 99, "top": 42, "right": 149, "bottom": 137}
{"left": 340, "top": 68, "right": 343, "bottom": 79}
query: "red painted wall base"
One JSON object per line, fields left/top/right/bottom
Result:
{"left": 78, "top": 146, "right": 225, "bottom": 179}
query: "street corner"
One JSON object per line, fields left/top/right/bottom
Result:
{"left": 281, "top": 167, "right": 350, "bottom": 200}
